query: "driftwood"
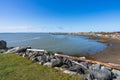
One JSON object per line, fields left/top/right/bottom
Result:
{"left": 27, "top": 49, "right": 47, "bottom": 53}
{"left": 55, "top": 53, "right": 120, "bottom": 70}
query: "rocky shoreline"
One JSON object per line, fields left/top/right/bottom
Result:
{"left": 0, "top": 40, "right": 120, "bottom": 80}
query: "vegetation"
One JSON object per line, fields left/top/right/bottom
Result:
{"left": 0, "top": 53, "right": 83, "bottom": 80}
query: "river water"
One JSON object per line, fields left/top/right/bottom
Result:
{"left": 0, "top": 33, "right": 106, "bottom": 55}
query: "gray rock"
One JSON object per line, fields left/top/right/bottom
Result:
{"left": 90, "top": 64, "right": 101, "bottom": 70}
{"left": 6, "top": 47, "right": 20, "bottom": 53}
{"left": 63, "top": 70, "right": 77, "bottom": 75}
{"left": 54, "top": 67, "right": 60, "bottom": 70}
{"left": 89, "top": 69, "right": 113, "bottom": 80}
{"left": 26, "top": 52, "right": 34, "bottom": 58}
{"left": 80, "top": 62, "right": 91, "bottom": 69}
{"left": 44, "top": 55, "right": 51, "bottom": 62}
{"left": 22, "top": 53, "right": 26, "bottom": 57}
{"left": 61, "top": 64, "right": 69, "bottom": 68}
{"left": 0, "top": 49, "right": 6, "bottom": 53}
{"left": 0, "top": 40, "right": 7, "bottom": 49}
{"left": 78, "top": 73, "right": 94, "bottom": 80}
{"left": 32, "top": 55, "right": 47, "bottom": 63}
{"left": 6, "top": 47, "right": 27, "bottom": 53}
{"left": 69, "top": 64, "right": 87, "bottom": 74}
{"left": 112, "top": 69, "right": 120, "bottom": 80}
{"left": 112, "top": 69, "right": 120, "bottom": 76}
{"left": 51, "top": 58, "right": 63, "bottom": 67}
{"left": 40, "top": 55, "right": 47, "bottom": 63}
{"left": 43, "top": 62, "right": 52, "bottom": 67}
{"left": 101, "top": 66, "right": 112, "bottom": 71}
{"left": 62, "top": 58, "right": 73, "bottom": 68}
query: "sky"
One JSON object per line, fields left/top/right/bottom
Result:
{"left": 0, "top": 0, "right": 120, "bottom": 32}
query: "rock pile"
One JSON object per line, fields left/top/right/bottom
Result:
{"left": 4, "top": 47, "right": 120, "bottom": 80}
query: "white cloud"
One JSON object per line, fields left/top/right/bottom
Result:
{"left": 0, "top": 26, "right": 73, "bottom": 32}
{"left": 0, "top": 26, "right": 44, "bottom": 32}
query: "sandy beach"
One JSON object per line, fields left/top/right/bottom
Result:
{"left": 92, "top": 39, "right": 120, "bottom": 64}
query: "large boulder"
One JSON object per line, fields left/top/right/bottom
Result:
{"left": 89, "top": 68, "right": 113, "bottom": 80}
{"left": 6, "top": 47, "right": 29, "bottom": 54}
{"left": 0, "top": 40, "right": 7, "bottom": 49}
{"left": 51, "top": 57, "right": 63, "bottom": 67}
{"left": 62, "top": 58, "right": 73, "bottom": 68}
{"left": 32, "top": 55, "right": 47, "bottom": 63}
{"left": 112, "top": 69, "right": 120, "bottom": 80}
{"left": 0, "top": 49, "right": 6, "bottom": 53}
{"left": 69, "top": 64, "right": 87, "bottom": 74}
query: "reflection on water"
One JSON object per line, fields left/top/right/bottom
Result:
{"left": 0, "top": 33, "right": 106, "bottom": 55}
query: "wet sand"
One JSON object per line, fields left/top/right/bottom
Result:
{"left": 92, "top": 39, "right": 120, "bottom": 64}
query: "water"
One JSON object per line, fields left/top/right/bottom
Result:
{"left": 0, "top": 33, "right": 106, "bottom": 55}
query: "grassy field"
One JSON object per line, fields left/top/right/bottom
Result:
{"left": 0, "top": 53, "right": 83, "bottom": 80}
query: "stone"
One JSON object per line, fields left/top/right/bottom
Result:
{"left": 6, "top": 47, "right": 27, "bottom": 53}
{"left": 69, "top": 64, "right": 87, "bottom": 74}
{"left": 26, "top": 52, "right": 34, "bottom": 59}
{"left": 54, "top": 67, "right": 60, "bottom": 70}
{"left": 0, "top": 49, "right": 6, "bottom": 53}
{"left": 63, "top": 70, "right": 77, "bottom": 75}
{"left": 61, "top": 64, "right": 69, "bottom": 68}
{"left": 44, "top": 55, "right": 51, "bottom": 62}
{"left": 32, "top": 55, "right": 47, "bottom": 63}
{"left": 22, "top": 53, "right": 26, "bottom": 57}
{"left": 62, "top": 58, "right": 73, "bottom": 68}
{"left": 32, "top": 57, "right": 39, "bottom": 62}
{"left": 0, "top": 40, "right": 7, "bottom": 49}
{"left": 51, "top": 57, "right": 63, "bottom": 67}
{"left": 112, "top": 69, "right": 120, "bottom": 80}
{"left": 101, "top": 66, "right": 112, "bottom": 71}
{"left": 39, "top": 55, "right": 47, "bottom": 63}
{"left": 43, "top": 62, "right": 52, "bottom": 67}
{"left": 6, "top": 47, "right": 20, "bottom": 53}
{"left": 89, "top": 69, "right": 113, "bottom": 80}
{"left": 90, "top": 64, "right": 101, "bottom": 70}
{"left": 80, "top": 62, "right": 91, "bottom": 69}
{"left": 78, "top": 73, "right": 94, "bottom": 80}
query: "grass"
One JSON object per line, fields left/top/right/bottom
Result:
{"left": 0, "top": 53, "right": 83, "bottom": 80}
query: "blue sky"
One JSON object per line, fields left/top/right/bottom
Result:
{"left": 0, "top": 0, "right": 120, "bottom": 32}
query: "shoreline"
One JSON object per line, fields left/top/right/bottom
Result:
{"left": 68, "top": 33, "right": 120, "bottom": 64}
{"left": 91, "top": 39, "right": 120, "bottom": 64}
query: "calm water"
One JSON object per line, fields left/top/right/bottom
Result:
{"left": 0, "top": 33, "right": 106, "bottom": 55}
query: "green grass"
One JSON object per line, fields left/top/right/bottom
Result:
{"left": 0, "top": 53, "right": 83, "bottom": 80}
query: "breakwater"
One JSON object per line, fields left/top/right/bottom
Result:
{"left": 1, "top": 46, "right": 120, "bottom": 80}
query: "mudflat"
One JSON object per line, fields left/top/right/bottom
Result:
{"left": 92, "top": 39, "right": 120, "bottom": 64}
